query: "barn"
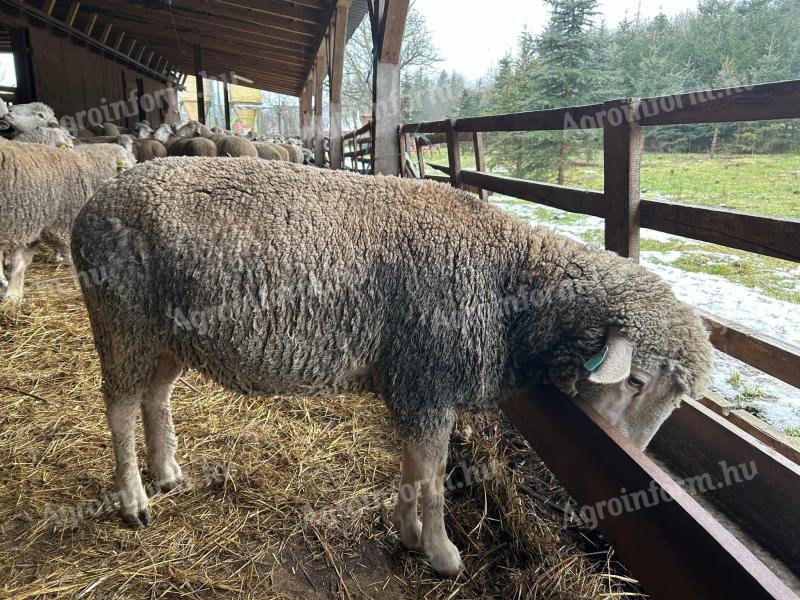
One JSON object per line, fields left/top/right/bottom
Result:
{"left": 1, "top": 1, "right": 798, "bottom": 598}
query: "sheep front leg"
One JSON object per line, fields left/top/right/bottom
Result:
{"left": 107, "top": 393, "right": 151, "bottom": 528}
{"left": 401, "top": 427, "right": 463, "bottom": 578}
{"left": 2, "top": 246, "right": 34, "bottom": 303}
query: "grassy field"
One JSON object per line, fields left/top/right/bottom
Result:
{"left": 424, "top": 150, "right": 800, "bottom": 219}
{"left": 421, "top": 151, "right": 800, "bottom": 303}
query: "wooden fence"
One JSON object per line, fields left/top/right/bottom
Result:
{"left": 398, "top": 79, "right": 800, "bottom": 600}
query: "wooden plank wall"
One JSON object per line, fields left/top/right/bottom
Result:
{"left": 1, "top": 12, "right": 168, "bottom": 126}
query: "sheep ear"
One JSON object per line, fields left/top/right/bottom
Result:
{"left": 587, "top": 329, "right": 633, "bottom": 385}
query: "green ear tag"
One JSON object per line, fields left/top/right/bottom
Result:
{"left": 583, "top": 346, "right": 609, "bottom": 372}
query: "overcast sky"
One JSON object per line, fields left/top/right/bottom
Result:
{"left": 414, "top": 0, "right": 700, "bottom": 81}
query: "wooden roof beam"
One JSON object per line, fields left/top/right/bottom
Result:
{"left": 65, "top": 1, "right": 81, "bottom": 28}
{"left": 4, "top": 0, "right": 170, "bottom": 82}
{"left": 79, "top": 0, "right": 318, "bottom": 49}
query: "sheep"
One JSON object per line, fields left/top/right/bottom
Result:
{"left": 102, "top": 122, "right": 121, "bottom": 136}
{"left": 216, "top": 136, "right": 258, "bottom": 158}
{"left": 271, "top": 143, "right": 290, "bottom": 161}
{"left": 133, "top": 121, "right": 153, "bottom": 139}
{"left": 208, "top": 132, "right": 228, "bottom": 146}
{"left": 0, "top": 138, "right": 133, "bottom": 302}
{"left": 14, "top": 126, "right": 74, "bottom": 149}
{"left": 280, "top": 143, "right": 303, "bottom": 164}
{"left": 253, "top": 142, "right": 284, "bottom": 161}
{"left": 132, "top": 138, "right": 167, "bottom": 162}
{"left": 71, "top": 158, "right": 713, "bottom": 577}
{"left": 76, "top": 134, "right": 134, "bottom": 155}
{"left": 0, "top": 101, "right": 59, "bottom": 134}
{"left": 167, "top": 137, "right": 217, "bottom": 157}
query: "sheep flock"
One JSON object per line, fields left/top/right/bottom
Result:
{"left": 0, "top": 99, "right": 311, "bottom": 303}
{"left": 1, "top": 96, "right": 715, "bottom": 594}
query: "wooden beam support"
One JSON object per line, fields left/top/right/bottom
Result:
{"left": 43, "top": 0, "right": 57, "bottom": 15}
{"left": 223, "top": 81, "right": 231, "bottom": 130}
{"left": 5, "top": 1, "right": 169, "bottom": 82}
{"left": 194, "top": 45, "right": 206, "bottom": 125}
{"left": 379, "top": 0, "right": 409, "bottom": 63}
{"left": 83, "top": 12, "right": 97, "bottom": 37}
{"left": 603, "top": 98, "right": 643, "bottom": 260}
{"left": 65, "top": 1, "right": 81, "bottom": 28}
{"left": 445, "top": 118, "right": 463, "bottom": 188}
{"left": 370, "top": 0, "right": 408, "bottom": 175}
{"left": 327, "top": 0, "right": 349, "bottom": 169}
{"left": 313, "top": 52, "right": 325, "bottom": 166}
{"left": 472, "top": 132, "right": 489, "bottom": 200}
{"left": 99, "top": 22, "right": 112, "bottom": 44}
{"left": 300, "top": 78, "right": 314, "bottom": 150}
{"left": 114, "top": 31, "right": 125, "bottom": 51}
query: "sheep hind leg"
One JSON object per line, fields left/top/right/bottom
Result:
{"left": 402, "top": 425, "right": 463, "bottom": 578}
{"left": 141, "top": 353, "right": 184, "bottom": 492}
{"left": 391, "top": 441, "right": 423, "bottom": 551}
{"left": 2, "top": 245, "right": 34, "bottom": 303}
{"left": 106, "top": 392, "right": 151, "bottom": 528}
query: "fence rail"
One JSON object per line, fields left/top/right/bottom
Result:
{"left": 400, "top": 77, "right": 800, "bottom": 387}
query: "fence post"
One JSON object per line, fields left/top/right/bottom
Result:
{"left": 416, "top": 137, "right": 427, "bottom": 178}
{"left": 472, "top": 131, "right": 488, "bottom": 200}
{"left": 398, "top": 129, "right": 407, "bottom": 177}
{"left": 445, "top": 118, "right": 463, "bottom": 189}
{"left": 603, "top": 98, "right": 643, "bottom": 260}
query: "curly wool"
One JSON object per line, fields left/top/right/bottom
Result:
{"left": 71, "top": 158, "right": 713, "bottom": 438}
{"left": 0, "top": 139, "right": 133, "bottom": 255}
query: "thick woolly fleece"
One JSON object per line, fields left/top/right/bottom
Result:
{"left": 71, "top": 158, "right": 713, "bottom": 439}
{"left": 0, "top": 139, "right": 133, "bottom": 255}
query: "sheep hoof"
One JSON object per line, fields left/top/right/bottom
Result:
{"left": 156, "top": 473, "right": 184, "bottom": 493}
{"left": 391, "top": 513, "right": 423, "bottom": 551}
{"left": 122, "top": 508, "right": 152, "bottom": 529}
{"left": 427, "top": 540, "right": 463, "bottom": 578}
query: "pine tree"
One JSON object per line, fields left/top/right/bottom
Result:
{"left": 534, "top": 0, "right": 599, "bottom": 183}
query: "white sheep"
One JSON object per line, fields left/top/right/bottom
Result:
{"left": 71, "top": 158, "right": 713, "bottom": 576}
{"left": 14, "top": 126, "right": 74, "bottom": 149}
{"left": 0, "top": 138, "right": 134, "bottom": 302}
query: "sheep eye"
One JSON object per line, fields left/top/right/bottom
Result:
{"left": 36, "top": 113, "right": 44, "bottom": 118}
{"left": 627, "top": 376, "right": 645, "bottom": 389}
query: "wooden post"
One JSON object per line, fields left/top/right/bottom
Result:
{"left": 445, "top": 119, "right": 463, "bottom": 189}
{"left": 194, "top": 46, "right": 206, "bottom": 125}
{"left": 9, "top": 27, "right": 35, "bottom": 103}
{"left": 398, "top": 132, "right": 407, "bottom": 177}
{"left": 299, "top": 80, "right": 313, "bottom": 150}
{"left": 328, "top": 1, "right": 349, "bottom": 169}
{"left": 416, "top": 137, "right": 426, "bottom": 178}
{"left": 313, "top": 53, "right": 325, "bottom": 166}
{"left": 472, "top": 131, "right": 488, "bottom": 200}
{"left": 370, "top": 0, "right": 409, "bottom": 176}
{"left": 223, "top": 81, "right": 231, "bottom": 131}
{"left": 603, "top": 98, "right": 643, "bottom": 260}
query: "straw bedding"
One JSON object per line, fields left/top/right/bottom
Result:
{"left": 0, "top": 252, "right": 643, "bottom": 599}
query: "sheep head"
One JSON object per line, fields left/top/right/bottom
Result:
{"left": 0, "top": 102, "right": 59, "bottom": 133}
{"left": 566, "top": 323, "right": 713, "bottom": 450}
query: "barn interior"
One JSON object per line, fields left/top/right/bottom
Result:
{"left": 0, "top": 1, "right": 798, "bottom": 599}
